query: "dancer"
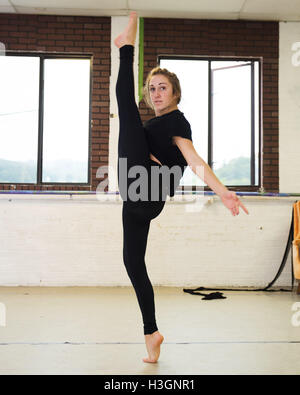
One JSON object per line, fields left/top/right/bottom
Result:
{"left": 114, "top": 12, "right": 249, "bottom": 363}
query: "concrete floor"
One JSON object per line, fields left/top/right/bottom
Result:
{"left": 0, "top": 286, "right": 299, "bottom": 375}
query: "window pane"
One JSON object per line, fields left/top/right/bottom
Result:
{"left": 160, "top": 58, "right": 208, "bottom": 188}
{"left": 254, "top": 61, "right": 260, "bottom": 185}
{"left": 211, "top": 61, "right": 252, "bottom": 185}
{"left": 0, "top": 56, "right": 39, "bottom": 183}
{"left": 42, "top": 58, "right": 90, "bottom": 183}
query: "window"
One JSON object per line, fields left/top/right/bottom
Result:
{"left": 0, "top": 56, "right": 39, "bottom": 184}
{"left": 159, "top": 57, "right": 261, "bottom": 190}
{"left": 0, "top": 54, "right": 92, "bottom": 185}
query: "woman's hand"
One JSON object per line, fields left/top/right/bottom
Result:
{"left": 220, "top": 190, "right": 249, "bottom": 216}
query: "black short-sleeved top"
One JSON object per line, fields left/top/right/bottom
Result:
{"left": 144, "top": 109, "right": 193, "bottom": 197}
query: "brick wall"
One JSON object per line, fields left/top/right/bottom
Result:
{"left": 0, "top": 13, "right": 110, "bottom": 191}
{"left": 0, "top": 14, "right": 279, "bottom": 192}
{"left": 140, "top": 18, "right": 279, "bottom": 192}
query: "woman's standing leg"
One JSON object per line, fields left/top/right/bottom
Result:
{"left": 122, "top": 202, "right": 157, "bottom": 335}
{"left": 122, "top": 200, "right": 165, "bottom": 362}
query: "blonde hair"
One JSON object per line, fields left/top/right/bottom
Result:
{"left": 143, "top": 67, "right": 181, "bottom": 110}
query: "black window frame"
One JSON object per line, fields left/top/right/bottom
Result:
{"left": 0, "top": 51, "right": 93, "bottom": 186}
{"left": 158, "top": 55, "right": 262, "bottom": 192}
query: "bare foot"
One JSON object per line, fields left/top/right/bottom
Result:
{"left": 143, "top": 331, "right": 164, "bottom": 363}
{"left": 114, "top": 11, "right": 138, "bottom": 49}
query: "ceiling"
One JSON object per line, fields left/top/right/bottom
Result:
{"left": 0, "top": 0, "right": 300, "bottom": 21}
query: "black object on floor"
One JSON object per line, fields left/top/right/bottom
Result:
{"left": 183, "top": 202, "right": 297, "bottom": 300}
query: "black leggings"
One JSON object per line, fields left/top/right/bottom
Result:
{"left": 116, "top": 45, "right": 166, "bottom": 335}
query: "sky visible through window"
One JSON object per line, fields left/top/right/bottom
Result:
{"left": 160, "top": 58, "right": 259, "bottom": 187}
{"left": 0, "top": 56, "right": 90, "bottom": 183}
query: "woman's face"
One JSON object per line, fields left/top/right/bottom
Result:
{"left": 149, "top": 74, "right": 178, "bottom": 116}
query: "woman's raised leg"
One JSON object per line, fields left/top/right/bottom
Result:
{"left": 115, "top": 13, "right": 150, "bottom": 172}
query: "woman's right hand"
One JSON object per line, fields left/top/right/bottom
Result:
{"left": 220, "top": 190, "right": 249, "bottom": 216}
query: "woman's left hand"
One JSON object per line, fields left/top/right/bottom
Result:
{"left": 220, "top": 190, "right": 249, "bottom": 216}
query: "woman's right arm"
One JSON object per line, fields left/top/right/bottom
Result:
{"left": 173, "top": 136, "right": 249, "bottom": 216}
{"left": 173, "top": 137, "right": 228, "bottom": 197}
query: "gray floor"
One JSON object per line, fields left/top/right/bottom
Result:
{"left": 0, "top": 286, "right": 299, "bottom": 375}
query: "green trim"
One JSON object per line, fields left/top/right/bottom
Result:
{"left": 138, "top": 17, "right": 144, "bottom": 103}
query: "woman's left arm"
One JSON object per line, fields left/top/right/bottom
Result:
{"left": 173, "top": 137, "right": 249, "bottom": 216}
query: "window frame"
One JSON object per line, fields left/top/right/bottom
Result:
{"left": 158, "top": 55, "right": 262, "bottom": 192}
{"left": 0, "top": 51, "right": 93, "bottom": 186}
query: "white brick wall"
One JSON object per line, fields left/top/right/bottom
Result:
{"left": 279, "top": 22, "right": 300, "bottom": 192}
{"left": 0, "top": 194, "right": 294, "bottom": 287}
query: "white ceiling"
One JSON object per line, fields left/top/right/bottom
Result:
{"left": 0, "top": 0, "right": 300, "bottom": 21}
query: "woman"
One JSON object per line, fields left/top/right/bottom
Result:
{"left": 114, "top": 12, "right": 249, "bottom": 364}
